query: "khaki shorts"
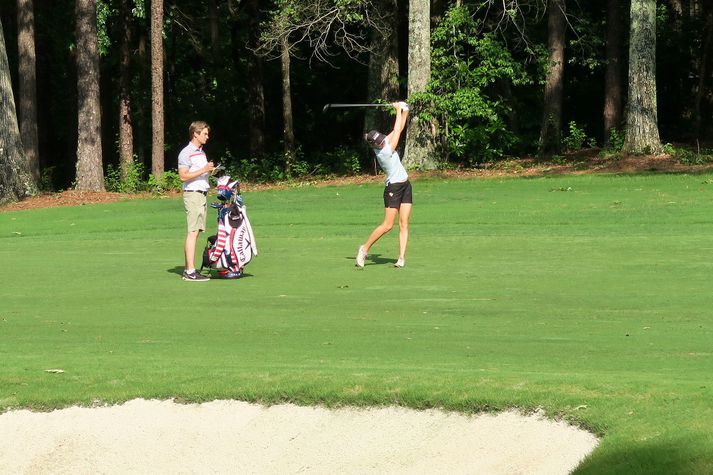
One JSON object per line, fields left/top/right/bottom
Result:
{"left": 183, "top": 191, "right": 207, "bottom": 232}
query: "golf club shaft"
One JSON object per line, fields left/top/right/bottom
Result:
{"left": 322, "top": 103, "right": 393, "bottom": 113}
{"left": 326, "top": 103, "right": 388, "bottom": 108}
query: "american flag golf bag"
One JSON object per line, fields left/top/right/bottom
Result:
{"left": 201, "top": 176, "right": 258, "bottom": 279}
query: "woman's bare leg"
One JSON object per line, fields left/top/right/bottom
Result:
{"left": 397, "top": 203, "right": 412, "bottom": 261}
{"left": 363, "top": 207, "right": 399, "bottom": 252}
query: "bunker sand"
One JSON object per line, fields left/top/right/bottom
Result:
{"left": 0, "top": 398, "right": 598, "bottom": 474}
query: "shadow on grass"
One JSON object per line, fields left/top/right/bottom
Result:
{"left": 167, "top": 266, "right": 184, "bottom": 276}
{"left": 576, "top": 438, "right": 708, "bottom": 475}
{"left": 166, "top": 266, "right": 254, "bottom": 279}
{"left": 345, "top": 253, "right": 397, "bottom": 267}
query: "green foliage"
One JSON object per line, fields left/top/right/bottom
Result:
{"left": 290, "top": 158, "right": 326, "bottom": 178}
{"left": 148, "top": 170, "right": 182, "bottom": 194}
{"left": 224, "top": 152, "right": 294, "bottom": 183}
{"left": 105, "top": 162, "right": 182, "bottom": 195}
{"left": 315, "top": 147, "right": 361, "bottom": 176}
{"left": 662, "top": 142, "right": 676, "bottom": 155}
{"left": 131, "top": 0, "right": 146, "bottom": 19}
{"left": 104, "top": 162, "right": 148, "bottom": 193}
{"left": 38, "top": 167, "right": 58, "bottom": 192}
{"left": 604, "top": 128, "right": 626, "bottom": 153}
{"left": 96, "top": 0, "right": 113, "bottom": 56}
{"left": 667, "top": 144, "right": 713, "bottom": 165}
{"left": 566, "top": 15, "right": 605, "bottom": 71}
{"left": 562, "top": 121, "right": 596, "bottom": 151}
{"left": 423, "top": 4, "right": 532, "bottom": 165}
{"left": 221, "top": 147, "right": 362, "bottom": 184}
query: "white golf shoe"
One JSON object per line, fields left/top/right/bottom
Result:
{"left": 356, "top": 246, "right": 367, "bottom": 268}
{"left": 394, "top": 258, "right": 405, "bottom": 268}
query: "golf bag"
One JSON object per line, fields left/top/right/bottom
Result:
{"left": 200, "top": 176, "right": 258, "bottom": 279}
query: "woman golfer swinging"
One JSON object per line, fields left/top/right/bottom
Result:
{"left": 356, "top": 101, "right": 412, "bottom": 268}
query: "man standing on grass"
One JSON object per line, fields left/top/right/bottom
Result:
{"left": 178, "top": 121, "right": 215, "bottom": 281}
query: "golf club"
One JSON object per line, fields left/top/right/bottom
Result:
{"left": 322, "top": 103, "right": 391, "bottom": 113}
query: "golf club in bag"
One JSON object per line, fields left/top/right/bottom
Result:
{"left": 200, "top": 175, "right": 258, "bottom": 279}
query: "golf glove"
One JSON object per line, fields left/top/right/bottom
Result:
{"left": 399, "top": 101, "right": 409, "bottom": 111}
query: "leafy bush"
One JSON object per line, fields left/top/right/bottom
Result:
{"left": 220, "top": 146, "right": 362, "bottom": 183}
{"left": 562, "top": 121, "right": 595, "bottom": 151}
{"left": 149, "top": 170, "right": 182, "bottom": 193}
{"left": 105, "top": 161, "right": 182, "bottom": 194}
{"left": 422, "top": 4, "right": 532, "bottom": 165}
{"left": 669, "top": 145, "right": 713, "bottom": 165}
{"left": 604, "top": 128, "right": 625, "bottom": 153}
{"left": 105, "top": 162, "right": 148, "bottom": 193}
{"left": 314, "top": 147, "right": 361, "bottom": 175}
{"left": 39, "top": 166, "right": 57, "bottom": 192}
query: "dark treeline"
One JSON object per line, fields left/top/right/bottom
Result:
{"left": 1, "top": 0, "right": 713, "bottom": 196}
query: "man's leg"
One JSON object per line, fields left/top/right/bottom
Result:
{"left": 185, "top": 230, "right": 200, "bottom": 271}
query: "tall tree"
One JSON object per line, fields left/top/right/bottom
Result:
{"left": 17, "top": 0, "right": 39, "bottom": 184}
{"left": 280, "top": 35, "right": 296, "bottom": 171}
{"left": 0, "top": 16, "right": 37, "bottom": 205}
{"left": 119, "top": 0, "right": 134, "bottom": 180}
{"left": 403, "top": 0, "right": 437, "bottom": 170}
{"left": 538, "top": 0, "right": 566, "bottom": 156}
{"left": 694, "top": 4, "right": 713, "bottom": 139}
{"left": 623, "top": 0, "right": 661, "bottom": 154}
{"left": 365, "top": 0, "right": 399, "bottom": 140}
{"left": 208, "top": 0, "right": 220, "bottom": 63}
{"left": 243, "top": 0, "right": 266, "bottom": 158}
{"left": 603, "top": 0, "right": 624, "bottom": 145}
{"left": 257, "top": 0, "right": 380, "bottom": 172}
{"left": 151, "top": 0, "right": 164, "bottom": 178}
{"left": 75, "top": 0, "right": 104, "bottom": 191}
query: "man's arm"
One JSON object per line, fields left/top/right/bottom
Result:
{"left": 179, "top": 162, "right": 215, "bottom": 182}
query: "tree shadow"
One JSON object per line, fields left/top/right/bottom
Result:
{"left": 575, "top": 438, "right": 705, "bottom": 475}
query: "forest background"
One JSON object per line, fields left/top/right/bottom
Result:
{"left": 1, "top": 0, "right": 712, "bottom": 202}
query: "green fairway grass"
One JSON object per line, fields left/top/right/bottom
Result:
{"left": 2, "top": 173, "right": 713, "bottom": 474}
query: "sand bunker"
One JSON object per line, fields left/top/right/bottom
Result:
{"left": 0, "top": 399, "right": 598, "bottom": 474}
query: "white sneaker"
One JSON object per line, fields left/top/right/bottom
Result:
{"left": 356, "top": 246, "right": 367, "bottom": 268}
{"left": 394, "top": 258, "right": 405, "bottom": 268}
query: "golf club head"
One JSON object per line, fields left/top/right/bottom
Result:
{"left": 322, "top": 104, "right": 331, "bottom": 113}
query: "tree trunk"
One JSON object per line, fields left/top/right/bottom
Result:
{"left": 17, "top": 0, "right": 40, "bottom": 185}
{"left": 151, "top": 0, "right": 164, "bottom": 177}
{"left": 365, "top": 0, "right": 400, "bottom": 141}
{"left": 403, "top": 0, "right": 437, "bottom": 170}
{"left": 119, "top": 0, "right": 134, "bottom": 180}
{"left": 667, "top": 0, "right": 683, "bottom": 15}
{"left": 208, "top": 0, "right": 220, "bottom": 63}
{"left": 281, "top": 36, "right": 295, "bottom": 173}
{"left": 245, "top": 0, "right": 265, "bottom": 158}
{"left": 538, "top": 0, "right": 566, "bottom": 157}
{"left": 623, "top": 0, "right": 662, "bottom": 154}
{"left": 694, "top": 6, "right": 713, "bottom": 139}
{"left": 75, "top": 0, "right": 104, "bottom": 191}
{"left": 603, "top": 0, "right": 624, "bottom": 145}
{"left": 0, "top": 16, "right": 37, "bottom": 205}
